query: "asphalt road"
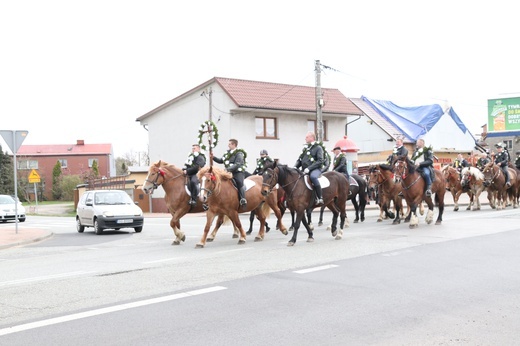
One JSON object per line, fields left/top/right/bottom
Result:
{"left": 0, "top": 203, "right": 519, "bottom": 345}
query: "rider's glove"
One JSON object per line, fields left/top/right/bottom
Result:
{"left": 304, "top": 168, "right": 309, "bottom": 174}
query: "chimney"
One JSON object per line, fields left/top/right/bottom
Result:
{"left": 77, "top": 140, "right": 85, "bottom": 145}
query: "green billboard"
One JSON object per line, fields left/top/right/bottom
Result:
{"left": 488, "top": 97, "right": 520, "bottom": 131}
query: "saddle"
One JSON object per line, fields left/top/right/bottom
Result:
{"left": 418, "top": 166, "right": 436, "bottom": 183}
{"left": 304, "top": 175, "right": 331, "bottom": 190}
{"left": 230, "top": 178, "right": 256, "bottom": 191}
{"left": 349, "top": 176, "right": 358, "bottom": 187}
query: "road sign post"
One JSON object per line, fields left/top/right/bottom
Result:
{"left": 28, "top": 169, "right": 41, "bottom": 212}
{"left": 0, "top": 130, "right": 29, "bottom": 234}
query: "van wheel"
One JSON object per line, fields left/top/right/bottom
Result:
{"left": 94, "top": 219, "right": 103, "bottom": 235}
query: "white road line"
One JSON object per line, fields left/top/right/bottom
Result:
{"left": 0, "top": 271, "right": 96, "bottom": 287}
{"left": 293, "top": 264, "right": 339, "bottom": 274}
{"left": 0, "top": 286, "right": 227, "bottom": 336}
{"left": 215, "top": 247, "right": 253, "bottom": 254}
{"left": 144, "top": 258, "right": 183, "bottom": 264}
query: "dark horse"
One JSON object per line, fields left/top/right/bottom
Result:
{"left": 314, "top": 174, "right": 368, "bottom": 226}
{"left": 392, "top": 156, "right": 446, "bottom": 228}
{"left": 261, "top": 162, "right": 349, "bottom": 246}
{"left": 367, "top": 164, "right": 404, "bottom": 222}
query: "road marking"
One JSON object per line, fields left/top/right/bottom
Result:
{"left": 0, "top": 286, "right": 227, "bottom": 336}
{"left": 381, "top": 249, "right": 413, "bottom": 257}
{"left": 294, "top": 264, "right": 338, "bottom": 274}
{"left": 215, "top": 247, "right": 253, "bottom": 254}
{"left": 0, "top": 271, "right": 96, "bottom": 287}
{"left": 144, "top": 258, "right": 183, "bottom": 264}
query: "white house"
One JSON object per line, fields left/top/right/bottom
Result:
{"left": 136, "top": 77, "right": 362, "bottom": 211}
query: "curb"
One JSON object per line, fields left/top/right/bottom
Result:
{"left": 0, "top": 231, "right": 54, "bottom": 250}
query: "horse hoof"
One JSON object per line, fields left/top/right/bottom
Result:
{"left": 307, "top": 237, "right": 314, "bottom": 243}
{"left": 335, "top": 235, "right": 342, "bottom": 240}
{"left": 206, "top": 238, "right": 214, "bottom": 242}
{"left": 238, "top": 239, "right": 246, "bottom": 245}
{"left": 326, "top": 226, "right": 331, "bottom": 231}
{"left": 435, "top": 221, "right": 442, "bottom": 225}
{"left": 377, "top": 219, "right": 383, "bottom": 222}
{"left": 172, "top": 240, "right": 181, "bottom": 245}
{"left": 232, "top": 234, "right": 239, "bottom": 239}
{"left": 309, "top": 224, "right": 314, "bottom": 231}
{"left": 254, "top": 236, "right": 263, "bottom": 242}
{"left": 282, "top": 230, "right": 288, "bottom": 236}
{"left": 392, "top": 220, "right": 400, "bottom": 225}
{"left": 409, "top": 224, "right": 418, "bottom": 229}
{"left": 195, "top": 243, "right": 204, "bottom": 248}
{"left": 318, "top": 222, "right": 323, "bottom": 226}
{"left": 289, "top": 227, "right": 294, "bottom": 232}
{"left": 180, "top": 234, "right": 186, "bottom": 242}
{"left": 287, "top": 242, "right": 295, "bottom": 247}
{"left": 331, "top": 231, "right": 337, "bottom": 237}
{"left": 426, "top": 219, "right": 433, "bottom": 225}
{"left": 246, "top": 230, "right": 252, "bottom": 235}
{"left": 354, "top": 220, "right": 359, "bottom": 223}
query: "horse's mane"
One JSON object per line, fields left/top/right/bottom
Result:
{"left": 461, "top": 166, "right": 484, "bottom": 181}
{"left": 378, "top": 163, "right": 393, "bottom": 171}
{"left": 397, "top": 156, "right": 416, "bottom": 174}
{"left": 151, "top": 160, "right": 181, "bottom": 174}
{"left": 275, "top": 164, "right": 301, "bottom": 182}
{"left": 198, "top": 166, "right": 233, "bottom": 181}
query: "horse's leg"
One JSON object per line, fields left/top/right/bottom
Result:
{"left": 246, "top": 211, "right": 255, "bottom": 235}
{"left": 300, "top": 212, "right": 314, "bottom": 243}
{"left": 453, "top": 190, "right": 461, "bottom": 211}
{"left": 289, "top": 210, "right": 295, "bottom": 232}
{"left": 288, "top": 211, "right": 305, "bottom": 246}
{"left": 254, "top": 206, "right": 267, "bottom": 242}
{"left": 195, "top": 212, "right": 217, "bottom": 248}
{"left": 435, "top": 192, "right": 444, "bottom": 225}
{"left": 318, "top": 205, "right": 325, "bottom": 226}
{"left": 409, "top": 203, "right": 419, "bottom": 229}
{"left": 424, "top": 196, "right": 435, "bottom": 225}
{"left": 392, "top": 198, "right": 402, "bottom": 225}
{"left": 487, "top": 189, "right": 495, "bottom": 209}
{"left": 207, "top": 214, "right": 225, "bottom": 242}
{"left": 270, "top": 200, "right": 288, "bottom": 235}
{"left": 352, "top": 198, "right": 360, "bottom": 223}
{"left": 328, "top": 203, "right": 339, "bottom": 238}
{"left": 307, "top": 208, "right": 314, "bottom": 231}
{"left": 228, "top": 210, "right": 247, "bottom": 244}
{"left": 170, "top": 213, "right": 186, "bottom": 245}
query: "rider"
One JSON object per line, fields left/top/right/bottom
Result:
{"left": 494, "top": 142, "right": 511, "bottom": 188}
{"left": 182, "top": 144, "right": 206, "bottom": 206}
{"left": 212, "top": 139, "right": 248, "bottom": 207}
{"left": 387, "top": 137, "right": 408, "bottom": 164}
{"left": 294, "top": 131, "right": 325, "bottom": 205}
{"left": 332, "top": 146, "right": 350, "bottom": 180}
{"left": 411, "top": 138, "right": 434, "bottom": 197}
{"left": 476, "top": 152, "right": 490, "bottom": 171}
{"left": 515, "top": 150, "right": 520, "bottom": 170}
{"left": 453, "top": 153, "right": 469, "bottom": 173}
{"left": 252, "top": 149, "right": 274, "bottom": 175}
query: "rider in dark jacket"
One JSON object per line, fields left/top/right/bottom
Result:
{"left": 494, "top": 143, "right": 511, "bottom": 187}
{"left": 212, "top": 139, "right": 248, "bottom": 207}
{"left": 294, "top": 132, "right": 325, "bottom": 205}
{"left": 411, "top": 138, "right": 434, "bottom": 196}
{"left": 182, "top": 144, "right": 206, "bottom": 205}
{"left": 387, "top": 138, "right": 408, "bottom": 164}
{"left": 253, "top": 149, "right": 274, "bottom": 175}
{"left": 332, "top": 146, "right": 349, "bottom": 180}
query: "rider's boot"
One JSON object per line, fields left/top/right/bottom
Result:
{"left": 425, "top": 184, "right": 432, "bottom": 197}
{"left": 505, "top": 169, "right": 511, "bottom": 187}
{"left": 239, "top": 186, "right": 247, "bottom": 207}
{"left": 314, "top": 185, "right": 324, "bottom": 205}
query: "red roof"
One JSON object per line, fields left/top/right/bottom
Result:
{"left": 18, "top": 143, "right": 112, "bottom": 156}
{"left": 137, "top": 77, "right": 362, "bottom": 120}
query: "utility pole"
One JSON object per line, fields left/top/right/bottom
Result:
{"left": 208, "top": 87, "right": 213, "bottom": 122}
{"left": 315, "top": 60, "right": 324, "bottom": 142}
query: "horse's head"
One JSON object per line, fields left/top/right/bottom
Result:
{"left": 367, "top": 165, "right": 381, "bottom": 192}
{"left": 198, "top": 167, "right": 227, "bottom": 203}
{"left": 261, "top": 166, "right": 278, "bottom": 197}
{"left": 482, "top": 162, "right": 498, "bottom": 187}
{"left": 460, "top": 167, "right": 472, "bottom": 187}
{"left": 393, "top": 156, "right": 410, "bottom": 184}
{"left": 143, "top": 160, "right": 167, "bottom": 194}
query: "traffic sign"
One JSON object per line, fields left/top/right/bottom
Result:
{"left": 28, "top": 169, "right": 41, "bottom": 183}
{"left": 0, "top": 130, "right": 28, "bottom": 154}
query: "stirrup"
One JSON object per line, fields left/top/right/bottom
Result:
{"left": 426, "top": 189, "right": 432, "bottom": 197}
{"left": 506, "top": 181, "right": 511, "bottom": 188}
{"left": 316, "top": 198, "right": 324, "bottom": 205}
{"left": 240, "top": 198, "right": 247, "bottom": 206}
{"left": 188, "top": 198, "right": 197, "bottom": 206}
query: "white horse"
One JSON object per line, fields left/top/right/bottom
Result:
{"left": 460, "top": 167, "right": 486, "bottom": 211}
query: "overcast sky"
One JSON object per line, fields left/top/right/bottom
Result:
{"left": 1, "top": 1, "right": 518, "bottom": 157}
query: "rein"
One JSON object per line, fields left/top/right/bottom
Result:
{"left": 145, "top": 168, "right": 184, "bottom": 190}
{"left": 264, "top": 168, "right": 303, "bottom": 198}
{"left": 394, "top": 161, "right": 421, "bottom": 191}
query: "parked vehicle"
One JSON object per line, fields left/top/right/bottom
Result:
{"left": 0, "top": 195, "right": 26, "bottom": 222}
{"left": 76, "top": 190, "right": 144, "bottom": 234}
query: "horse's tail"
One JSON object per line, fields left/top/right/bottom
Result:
{"left": 258, "top": 201, "right": 271, "bottom": 220}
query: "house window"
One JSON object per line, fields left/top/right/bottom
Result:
{"left": 503, "top": 140, "right": 512, "bottom": 149}
{"left": 307, "top": 120, "right": 328, "bottom": 141}
{"left": 88, "top": 158, "right": 99, "bottom": 168}
{"left": 18, "top": 160, "right": 38, "bottom": 170}
{"left": 58, "top": 159, "right": 68, "bottom": 168}
{"left": 255, "top": 117, "right": 277, "bottom": 139}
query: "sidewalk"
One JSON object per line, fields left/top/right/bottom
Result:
{"left": 0, "top": 192, "right": 490, "bottom": 250}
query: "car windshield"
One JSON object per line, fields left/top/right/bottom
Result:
{"left": 94, "top": 192, "right": 132, "bottom": 205}
{"left": 0, "top": 195, "right": 15, "bottom": 205}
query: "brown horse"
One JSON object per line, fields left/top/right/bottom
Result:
{"left": 367, "top": 164, "right": 405, "bottom": 222}
{"left": 460, "top": 166, "right": 487, "bottom": 211}
{"left": 393, "top": 156, "right": 445, "bottom": 228}
{"left": 481, "top": 162, "right": 518, "bottom": 210}
{"left": 442, "top": 165, "right": 474, "bottom": 211}
{"left": 196, "top": 167, "right": 288, "bottom": 248}
{"left": 261, "top": 163, "right": 348, "bottom": 246}
{"left": 143, "top": 161, "right": 229, "bottom": 245}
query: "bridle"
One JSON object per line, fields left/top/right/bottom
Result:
{"left": 200, "top": 173, "right": 216, "bottom": 198}
{"left": 483, "top": 164, "right": 501, "bottom": 185}
{"left": 145, "top": 168, "right": 183, "bottom": 191}
{"left": 262, "top": 168, "right": 302, "bottom": 197}
{"left": 393, "top": 159, "right": 421, "bottom": 190}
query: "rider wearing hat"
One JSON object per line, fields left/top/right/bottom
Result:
{"left": 212, "top": 138, "right": 248, "bottom": 207}
{"left": 253, "top": 149, "right": 274, "bottom": 175}
{"left": 494, "top": 142, "right": 511, "bottom": 187}
{"left": 182, "top": 144, "right": 206, "bottom": 206}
